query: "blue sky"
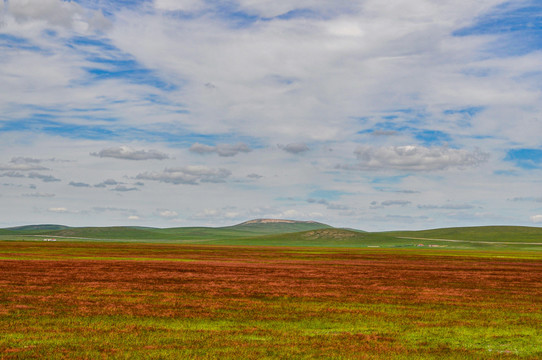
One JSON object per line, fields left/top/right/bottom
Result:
{"left": 1, "top": 0, "right": 542, "bottom": 230}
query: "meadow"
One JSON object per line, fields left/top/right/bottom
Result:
{"left": 1, "top": 240, "right": 541, "bottom": 359}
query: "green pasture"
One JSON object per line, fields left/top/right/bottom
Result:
{"left": 0, "top": 242, "right": 541, "bottom": 359}
{"left": 2, "top": 223, "right": 542, "bottom": 251}
{"left": 3, "top": 301, "right": 541, "bottom": 359}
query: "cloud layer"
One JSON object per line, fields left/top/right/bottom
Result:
{"left": 136, "top": 166, "right": 231, "bottom": 185}
{"left": 348, "top": 146, "right": 489, "bottom": 171}
{"left": 189, "top": 143, "right": 252, "bottom": 157}
{"left": 0, "top": 0, "right": 541, "bottom": 230}
{"left": 91, "top": 146, "right": 170, "bottom": 161}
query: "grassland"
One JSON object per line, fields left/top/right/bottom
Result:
{"left": 3, "top": 224, "right": 542, "bottom": 251}
{"left": 1, "top": 240, "right": 541, "bottom": 359}
{"left": 0, "top": 221, "right": 331, "bottom": 243}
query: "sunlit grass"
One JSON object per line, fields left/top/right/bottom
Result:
{"left": 1, "top": 241, "right": 541, "bottom": 359}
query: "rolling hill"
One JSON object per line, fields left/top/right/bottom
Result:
{"left": 1, "top": 219, "right": 331, "bottom": 241}
{"left": 1, "top": 221, "right": 542, "bottom": 250}
{"left": 385, "top": 226, "right": 542, "bottom": 243}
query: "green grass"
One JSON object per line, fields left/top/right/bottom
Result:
{"left": 1, "top": 242, "right": 541, "bottom": 359}
{"left": 385, "top": 225, "right": 542, "bottom": 243}
{"left": 1, "top": 221, "right": 331, "bottom": 242}
{"left": 3, "top": 225, "right": 542, "bottom": 251}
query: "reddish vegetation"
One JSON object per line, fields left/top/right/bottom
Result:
{"left": 1, "top": 242, "right": 541, "bottom": 358}
{"left": 1, "top": 244, "right": 541, "bottom": 316}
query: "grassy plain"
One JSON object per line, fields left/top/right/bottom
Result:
{"left": 1, "top": 240, "right": 541, "bottom": 359}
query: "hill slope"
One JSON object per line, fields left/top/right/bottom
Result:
{"left": 7, "top": 224, "right": 71, "bottom": 231}
{"left": 1, "top": 219, "right": 331, "bottom": 241}
{"left": 385, "top": 226, "right": 542, "bottom": 243}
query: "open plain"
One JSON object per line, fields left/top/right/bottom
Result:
{"left": 1, "top": 240, "right": 541, "bottom": 359}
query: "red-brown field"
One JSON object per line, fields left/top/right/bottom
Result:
{"left": 1, "top": 241, "right": 541, "bottom": 359}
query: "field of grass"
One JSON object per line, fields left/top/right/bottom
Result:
{"left": 4, "top": 225, "right": 542, "bottom": 252}
{"left": 1, "top": 240, "right": 541, "bottom": 359}
{"left": 386, "top": 226, "right": 542, "bottom": 243}
{"left": 0, "top": 221, "right": 331, "bottom": 242}
{"left": 193, "top": 228, "right": 542, "bottom": 251}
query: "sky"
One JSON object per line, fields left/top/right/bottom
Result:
{"left": 1, "top": 0, "right": 542, "bottom": 231}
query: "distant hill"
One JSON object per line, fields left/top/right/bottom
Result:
{"left": 198, "top": 228, "right": 397, "bottom": 247}
{"left": 225, "top": 219, "right": 331, "bottom": 235}
{"left": 385, "top": 226, "right": 542, "bottom": 243}
{"left": 0, "top": 219, "right": 332, "bottom": 241}
{"left": 2, "top": 222, "right": 542, "bottom": 249}
{"left": 7, "top": 224, "right": 71, "bottom": 231}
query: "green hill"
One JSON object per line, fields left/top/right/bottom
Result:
{"left": 198, "top": 228, "right": 398, "bottom": 247}
{"left": 7, "top": 224, "right": 71, "bottom": 231}
{"left": 2, "top": 222, "right": 542, "bottom": 250}
{"left": 223, "top": 219, "right": 331, "bottom": 234}
{"left": 385, "top": 226, "right": 542, "bottom": 243}
{"left": 0, "top": 219, "right": 331, "bottom": 241}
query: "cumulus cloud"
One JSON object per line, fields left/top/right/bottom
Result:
{"left": 0, "top": 171, "right": 25, "bottom": 178}
{"left": 111, "top": 185, "right": 138, "bottom": 192}
{"left": 154, "top": 0, "right": 206, "bottom": 12}
{"left": 371, "top": 130, "right": 399, "bottom": 136}
{"left": 307, "top": 198, "right": 349, "bottom": 210}
{"left": 10, "top": 157, "right": 42, "bottom": 164}
{"left": 370, "top": 200, "right": 411, "bottom": 209}
{"left": 510, "top": 197, "right": 542, "bottom": 203}
{"left": 193, "top": 208, "right": 240, "bottom": 220}
{"left": 530, "top": 215, "right": 542, "bottom": 223}
{"left": 279, "top": 143, "right": 310, "bottom": 154}
{"left": 136, "top": 166, "right": 231, "bottom": 185}
{"left": 0, "top": 162, "right": 48, "bottom": 171}
{"left": 158, "top": 209, "right": 178, "bottom": 218}
{"left": 22, "top": 192, "right": 55, "bottom": 198}
{"left": 69, "top": 181, "right": 91, "bottom": 188}
{"left": 235, "top": 0, "right": 358, "bottom": 18}
{"left": 417, "top": 204, "right": 475, "bottom": 210}
{"left": 48, "top": 207, "right": 68, "bottom": 213}
{"left": 5, "top": 0, "right": 110, "bottom": 31}
{"left": 381, "top": 200, "right": 411, "bottom": 206}
{"left": 94, "top": 179, "right": 120, "bottom": 188}
{"left": 28, "top": 172, "right": 61, "bottom": 182}
{"left": 189, "top": 143, "right": 252, "bottom": 157}
{"left": 344, "top": 145, "right": 489, "bottom": 171}
{"left": 91, "top": 146, "right": 170, "bottom": 161}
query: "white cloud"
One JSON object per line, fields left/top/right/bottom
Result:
{"left": 530, "top": 215, "right": 542, "bottom": 223}
{"left": 279, "top": 143, "right": 309, "bottom": 154}
{"left": 2, "top": 0, "right": 542, "bottom": 231}
{"left": 381, "top": 200, "right": 411, "bottom": 207}
{"left": 111, "top": 185, "right": 138, "bottom": 192}
{"left": 22, "top": 192, "right": 55, "bottom": 198}
{"left": 48, "top": 207, "right": 68, "bottom": 213}
{"left": 69, "top": 181, "right": 91, "bottom": 188}
{"left": 5, "top": 0, "right": 110, "bottom": 31}
{"left": 0, "top": 171, "right": 25, "bottom": 178}
{"left": 158, "top": 209, "right": 178, "bottom": 218}
{"left": 235, "top": 0, "right": 359, "bottom": 18}
{"left": 189, "top": 143, "right": 252, "bottom": 157}
{"left": 346, "top": 145, "right": 489, "bottom": 171}
{"left": 0, "top": 163, "right": 48, "bottom": 171}
{"left": 154, "top": 0, "right": 205, "bottom": 12}
{"left": 94, "top": 179, "right": 120, "bottom": 188}
{"left": 418, "top": 203, "right": 475, "bottom": 210}
{"left": 91, "top": 146, "right": 170, "bottom": 161}
{"left": 136, "top": 166, "right": 231, "bottom": 185}
{"left": 28, "top": 172, "right": 61, "bottom": 182}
